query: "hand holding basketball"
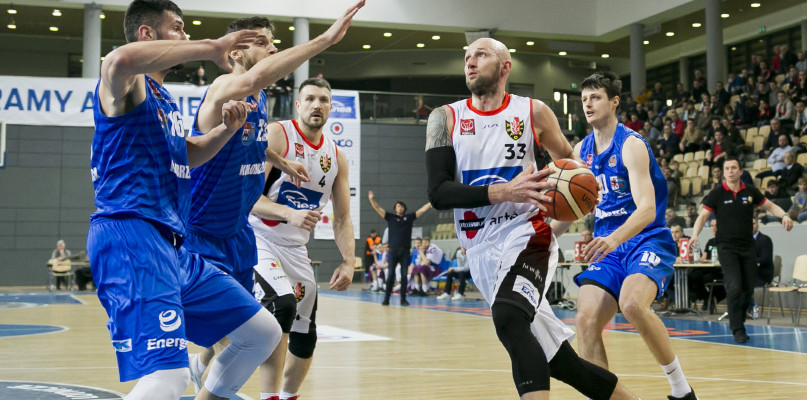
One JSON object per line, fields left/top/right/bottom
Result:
{"left": 539, "top": 159, "right": 599, "bottom": 221}
{"left": 490, "top": 164, "right": 555, "bottom": 212}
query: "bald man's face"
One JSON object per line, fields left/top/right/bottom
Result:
{"left": 464, "top": 39, "right": 509, "bottom": 97}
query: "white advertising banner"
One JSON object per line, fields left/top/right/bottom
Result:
{"left": 0, "top": 76, "right": 207, "bottom": 129}
{"left": 314, "top": 89, "right": 361, "bottom": 241}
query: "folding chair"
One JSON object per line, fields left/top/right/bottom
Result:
{"left": 767, "top": 255, "right": 807, "bottom": 325}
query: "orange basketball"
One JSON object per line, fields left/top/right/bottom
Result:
{"left": 540, "top": 159, "right": 598, "bottom": 221}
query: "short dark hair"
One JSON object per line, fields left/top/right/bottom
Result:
{"left": 580, "top": 71, "right": 622, "bottom": 99}
{"left": 226, "top": 16, "right": 274, "bottom": 35}
{"left": 124, "top": 0, "right": 183, "bottom": 43}
{"left": 395, "top": 201, "right": 407, "bottom": 212}
{"left": 723, "top": 156, "right": 741, "bottom": 168}
{"left": 299, "top": 77, "right": 331, "bottom": 94}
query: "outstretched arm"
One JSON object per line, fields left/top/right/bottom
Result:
{"left": 367, "top": 191, "right": 386, "bottom": 218}
{"left": 187, "top": 100, "right": 256, "bottom": 167}
{"left": 414, "top": 203, "right": 432, "bottom": 218}
{"left": 329, "top": 151, "right": 356, "bottom": 291}
{"left": 760, "top": 199, "right": 794, "bottom": 231}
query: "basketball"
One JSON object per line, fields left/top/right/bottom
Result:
{"left": 540, "top": 159, "right": 598, "bottom": 221}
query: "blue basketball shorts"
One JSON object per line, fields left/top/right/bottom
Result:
{"left": 573, "top": 227, "right": 675, "bottom": 300}
{"left": 184, "top": 224, "right": 258, "bottom": 292}
{"left": 88, "top": 217, "right": 261, "bottom": 382}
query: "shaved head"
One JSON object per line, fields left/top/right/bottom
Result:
{"left": 464, "top": 38, "right": 512, "bottom": 97}
{"left": 469, "top": 38, "right": 511, "bottom": 62}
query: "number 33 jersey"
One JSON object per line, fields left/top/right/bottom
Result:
{"left": 448, "top": 94, "right": 543, "bottom": 250}
{"left": 249, "top": 119, "right": 338, "bottom": 246}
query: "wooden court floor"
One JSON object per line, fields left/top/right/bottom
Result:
{"left": 1, "top": 289, "right": 807, "bottom": 399}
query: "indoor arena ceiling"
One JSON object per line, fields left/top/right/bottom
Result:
{"left": 0, "top": 0, "right": 800, "bottom": 60}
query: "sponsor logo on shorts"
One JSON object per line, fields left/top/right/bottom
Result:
{"left": 111, "top": 338, "right": 132, "bottom": 352}
{"left": 513, "top": 275, "right": 540, "bottom": 308}
{"left": 505, "top": 116, "right": 524, "bottom": 140}
{"left": 586, "top": 265, "right": 601, "bottom": 271}
{"left": 293, "top": 282, "right": 306, "bottom": 302}
{"left": 459, "top": 119, "right": 475, "bottom": 135}
{"left": 295, "top": 143, "right": 305, "bottom": 158}
{"left": 159, "top": 310, "right": 182, "bottom": 332}
{"left": 147, "top": 337, "right": 188, "bottom": 351}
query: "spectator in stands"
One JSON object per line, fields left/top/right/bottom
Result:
{"left": 783, "top": 67, "right": 800, "bottom": 88}
{"left": 793, "top": 101, "right": 807, "bottom": 135}
{"left": 721, "top": 117, "right": 744, "bottom": 148}
{"left": 781, "top": 45, "right": 797, "bottom": 73}
{"left": 750, "top": 54, "right": 763, "bottom": 77}
{"left": 772, "top": 45, "right": 782, "bottom": 74}
{"left": 733, "top": 96, "right": 759, "bottom": 128}
{"left": 715, "top": 81, "right": 731, "bottom": 107}
{"left": 710, "top": 95, "right": 724, "bottom": 116}
{"left": 685, "top": 202, "right": 699, "bottom": 228}
{"left": 670, "top": 111, "right": 685, "bottom": 138}
{"left": 768, "top": 81, "right": 781, "bottom": 108}
{"left": 679, "top": 119, "right": 704, "bottom": 153}
{"left": 681, "top": 101, "right": 698, "bottom": 122}
{"left": 635, "top": 85, "right": 652, "bottom": 104}
{"left": 692, "top": 76, "right": 708, "bottom": 102}
{"left": 697, "top": 92, "right": 711, "bottom": 112}
{"left": 688, "top": 219, "right": 724, "bottom": 311}
{"left": 761, "top": 119, "right": 790, "bottom": 158}
{"left": 48, "top": 239, "right": 71, "bottom": 290}
{"left": 622, "top": 95, "right": 638, "bottom": 116}
{"left": 663, "top": 167, "right": 680, "bottom": 208}
{"left": 649, "top": 81, "right": 666, "bottom": 115}
{"left": 666, "top": 207, "right": 686, "bottom": 228}
{"left": 767, "top": 134, "right": 793, "bottom": 172}
{"left": 658, "top": 124, "right": 681, "bottom": 161}
{"left": 411, "top": 237, "right": 443, "bottom": 296}
{"left": 776, "top": 151, "right": 803, "bottom": 194}
{"left": 670, "top": 223, "right": 689, "bottom": 263}
{"left": 188, "top": 65, "right": 208, "bottom": 86}
{"left": 753, "top": 218, "right": 775, "bottom": 289}
{"left": 625, "top": 113, "right": 643, "bottom": 132}
{"left": 793, "top": 71, "right": 807, "bottom": 104}
{"left": 669, "top": 160, "right": 684, "bottom": 183}
{"left": 404, "top": 237, "right": 423, "bottom": 293}
{"left": 437, "top": 247, "right": 470, "bottom": 301}
{"left": 753, "top": 81, "right": 768, "bottom": 102}
{"left": 674, "top": 82, "right": 691, "bottom": 107}
{"left": 743, "top": 75, "right": 756, "bottom": 96}
{"left": 696, "top": 104, "right": 713, "bottom": 132}
{"left": 644, "top": 120, "right": 662, "bottom": 143}
{"left": 757, "top": 99, "right": 773, "bottom": 127}
{"left": 708, "top": 130, "right": 735, "bottom": 167}
{"left": 788, "top": 177, "right": 807, "bottom": 222}
{"left": 710, "top": 165, "right": 724, "bottom": 190}
{"left": 635, "top": 102, "right": 651, "bottom": 123}
{"left": 364, "top": 229, "right": 381, "bottom": 282}
{"left": 705, "top": 117, "right": 724, "bottom": 144}
{"left": 794, "top": 51, "right": 807, "bottom": 72}
{"left": 759, "top": 60, "right": 772, "bottom": 83}
{"left": 572, "top": 113, "right": 588, "bottom": 140}
{"left": 727, "top": 72, "right": 744, "bottom": 95}
{"left": 775, "top": 91, "right": 795, "bottom": 126}
{"left": 758, "top": 180, "right": 792, "bottom": 223}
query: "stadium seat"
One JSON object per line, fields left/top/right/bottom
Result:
{"left": 730, "top": 95, "right": 740, "bottom": 107}
{"left": 752, "top": 136, "right": 765, "bottom": 154}
{"left": 797, "top": 153, "right": 807, "bottom": 166}
{"left": 775, "top": 74, "right": 786, "bottom": 85}
{"left": 685, "top": 164, "right": 697, "bottom": 177}
{"left": 680, "top": 177, "right": 691, "bottom": 197}
{"left": 759, "top": 124, "right": 771, "bottom": 139}
{"left": 688, "top": 160, "right": 700, "bottom": 174}
{"left": 781, "top": 83, "right": 789, "bottom": 92}
{"left": 672, "top": 153, "right": 684, "bottom": 163}
{"left": 691, "top": 177, "right": 703, "bottom": 196}
{"left": 694, "top": 150, "right": 705, "bottom": 161}
{"left": 683, "top": 152, "right": 694, "bottom": 162}
{"left": 753, "top": 158, "right": 769, "bottom": 171}
{"left": 697, "top": 165, "right": 709, "bottom": 181}
{"left": 746, "top": 126, "right": 759, "bottom": 138}
{"left": 800, "top": 136, "right": 807, "bottom": 146}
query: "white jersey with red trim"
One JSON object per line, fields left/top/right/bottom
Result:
{"left": 249, "top": 119, "right": 338, "bottom": 246}
{"left": 449, "top": 94, "right": 544, "bottom": 250}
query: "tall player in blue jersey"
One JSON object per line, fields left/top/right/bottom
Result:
{"left": 184, "top": 4, "right": 364, "bottom": 393}
{"left": 572, "top": 72, "right": 697, "bottom": 400}
{"left": 89, "top": 1, "right": 280, "bottom": 399}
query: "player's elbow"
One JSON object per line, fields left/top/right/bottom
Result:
{"left": 427, "top": 188, "right": 452, "bottom": 210}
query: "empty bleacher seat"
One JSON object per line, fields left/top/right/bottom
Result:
{"left": 759, "top": 124, "right": 771, "bottom": 139}
{"left": 691, "top": 177, "right": 703, "bottom": 196}
{"left": 683, "top": 152, "right": 694, "bottom": 162}
{"left": 680, "top": 177, "right": 691, "bottom": 197}
{"left": 752, "top": 136, "right": 765, "bottom": 154}
{"left": 697, "top": 165, "right": 709, "bottom": 181}
{"left": 694, "top": 150, "right": 705, "bottom": 161}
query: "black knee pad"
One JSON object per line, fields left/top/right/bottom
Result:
{"left": 491, "top": 302, "right": 549, "bottom": 396}
{"left": 549, "top": 341, "right": 618, "bottom": 400}
{"left": 288, "top": 328, "right": 317, "bottom": 359}
{"left": 264, "top": 294, "right": 296, "bottom": 333}
{"left": 491, "top": 302, "right": 533, "bottom": 348}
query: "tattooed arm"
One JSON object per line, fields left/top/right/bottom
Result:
{"left": 425, "top": 106, "right": 554, "bottom": 210}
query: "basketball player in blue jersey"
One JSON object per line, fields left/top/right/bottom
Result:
{"left": 426, "top": 38, "right": 638, "bottom": 400}
{"left": 89, "top": 1, "right": 281, "bottom": 399}
{"left": 183, "top": 4, "right": 365, "bottom": 393}
{"left": 570, "top": 72, "right": 697, "bottom": 400}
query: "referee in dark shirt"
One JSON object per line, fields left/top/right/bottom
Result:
{"left": 368, "top": 190, "right": 431, "bottom": 306}
{"left": 690, "top": 157, "right": 792, "bottom": 343}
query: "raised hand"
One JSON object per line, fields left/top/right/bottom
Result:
{"left": 320, "top": 0, "right": 366, "bottom": 45}
{"left": 211, "top": 29, "right": 259, "bottom": 72}
{"left": 222, "top": 100, "right": 256, "bottom": 132}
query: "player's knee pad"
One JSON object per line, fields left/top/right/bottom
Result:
{"left": 549, "top": 341, "right": 617, "bottom": 400}
{"left": 126, "top": 368, "right": 189, "bottom": 400}
{"left": 266, "top": 294, "right": 296, "bottom": 333}
{"left": 288, "top": 328, "right": 317, "bottom": 359}
{"left": 491, "top": 302, "right": 533, "bottom": 350}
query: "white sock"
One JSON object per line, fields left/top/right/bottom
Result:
{"left": 260, "top": 392, "right": 279, "bottom": 400}
{"left": 280, "top": 390, "right": 298, "bottom": 400}
{"left": 377, "top": 278, "right": 384, "bottom": 287}
{"left": 660, "top": 356, "right": 690, "bottom": 397}
{"left": 422, "top": 283, "right": 430, "bottom": 292}
{"left": 193, "top": 354, "right": 206, "bottom": 371}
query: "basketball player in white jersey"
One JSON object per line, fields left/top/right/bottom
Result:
{"left": 425, "top": 38, "right": 638, "bottom": 400}
{"left": 249, "top": 78, "right": 355, "bottom": 400}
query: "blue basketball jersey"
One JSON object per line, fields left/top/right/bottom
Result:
{"left": 91, "top": 75, "right": 190, "bottom": 233}
{"left": 187, "top": 90, "right": 268, "bottom": 237}
{"left": 579, "top": 123, "right": 668, "bottom": 238}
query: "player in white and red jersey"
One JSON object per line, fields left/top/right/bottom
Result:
{"left": 249, "top": 78, "right": 355, "bottom": 400}
{"left": 425, "top": 38, "right": 639, "bottom": 400}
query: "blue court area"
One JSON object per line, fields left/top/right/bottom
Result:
{"left": 0, "top": 292, "right": 86, "bottom": 307}
{"left": 321, "top": 289, "right": 807, "bottom": 354}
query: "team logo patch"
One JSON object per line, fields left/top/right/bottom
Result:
{"left": 608, "top": 155, "right": 617, "bottom": 167}
{"left": 293, "top": 282, "right": 306, "bottom": 302}
{"left": 147, "top": 79, "right": 163, "bottom": 99}
{"left": 459, "top": 119, "right": 475, "bottom": 135}
{"left": 458, "top": 210, "right": 485, "bottom": 239}
{"left": 320, "top": 154, "right": 332, "bottom": 173}
{"left": 159, "top": 309, "right": 181, "bottom": 332}
{"left": 505, "top": 116, "right": 524, "bottom": 140}
{"left": 157, "top": 109, "right": 168, "bottom": 135}
{"left": 241, "top": 122, "right": 254, "bottom": 145}
{"left": 111, "top": 338, "right": 132, "bottom": 353}
{"left": 270, "top": 262, "right": 281, "bottom": 269}
{"left": 295, "top": 143, "right": 305, "bottom": 158}
{"left": 330, "top": 122, "right": 344, "bottom": 135}
{"left": 586, "top": 154, "right": 593, "bottom": 167}
{"left": 609, "top": 176, "right": 627, "bottom": 192}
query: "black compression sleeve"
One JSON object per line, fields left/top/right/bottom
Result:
{"left": 426, "top": 146, "right": 492, "bottom": 210}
